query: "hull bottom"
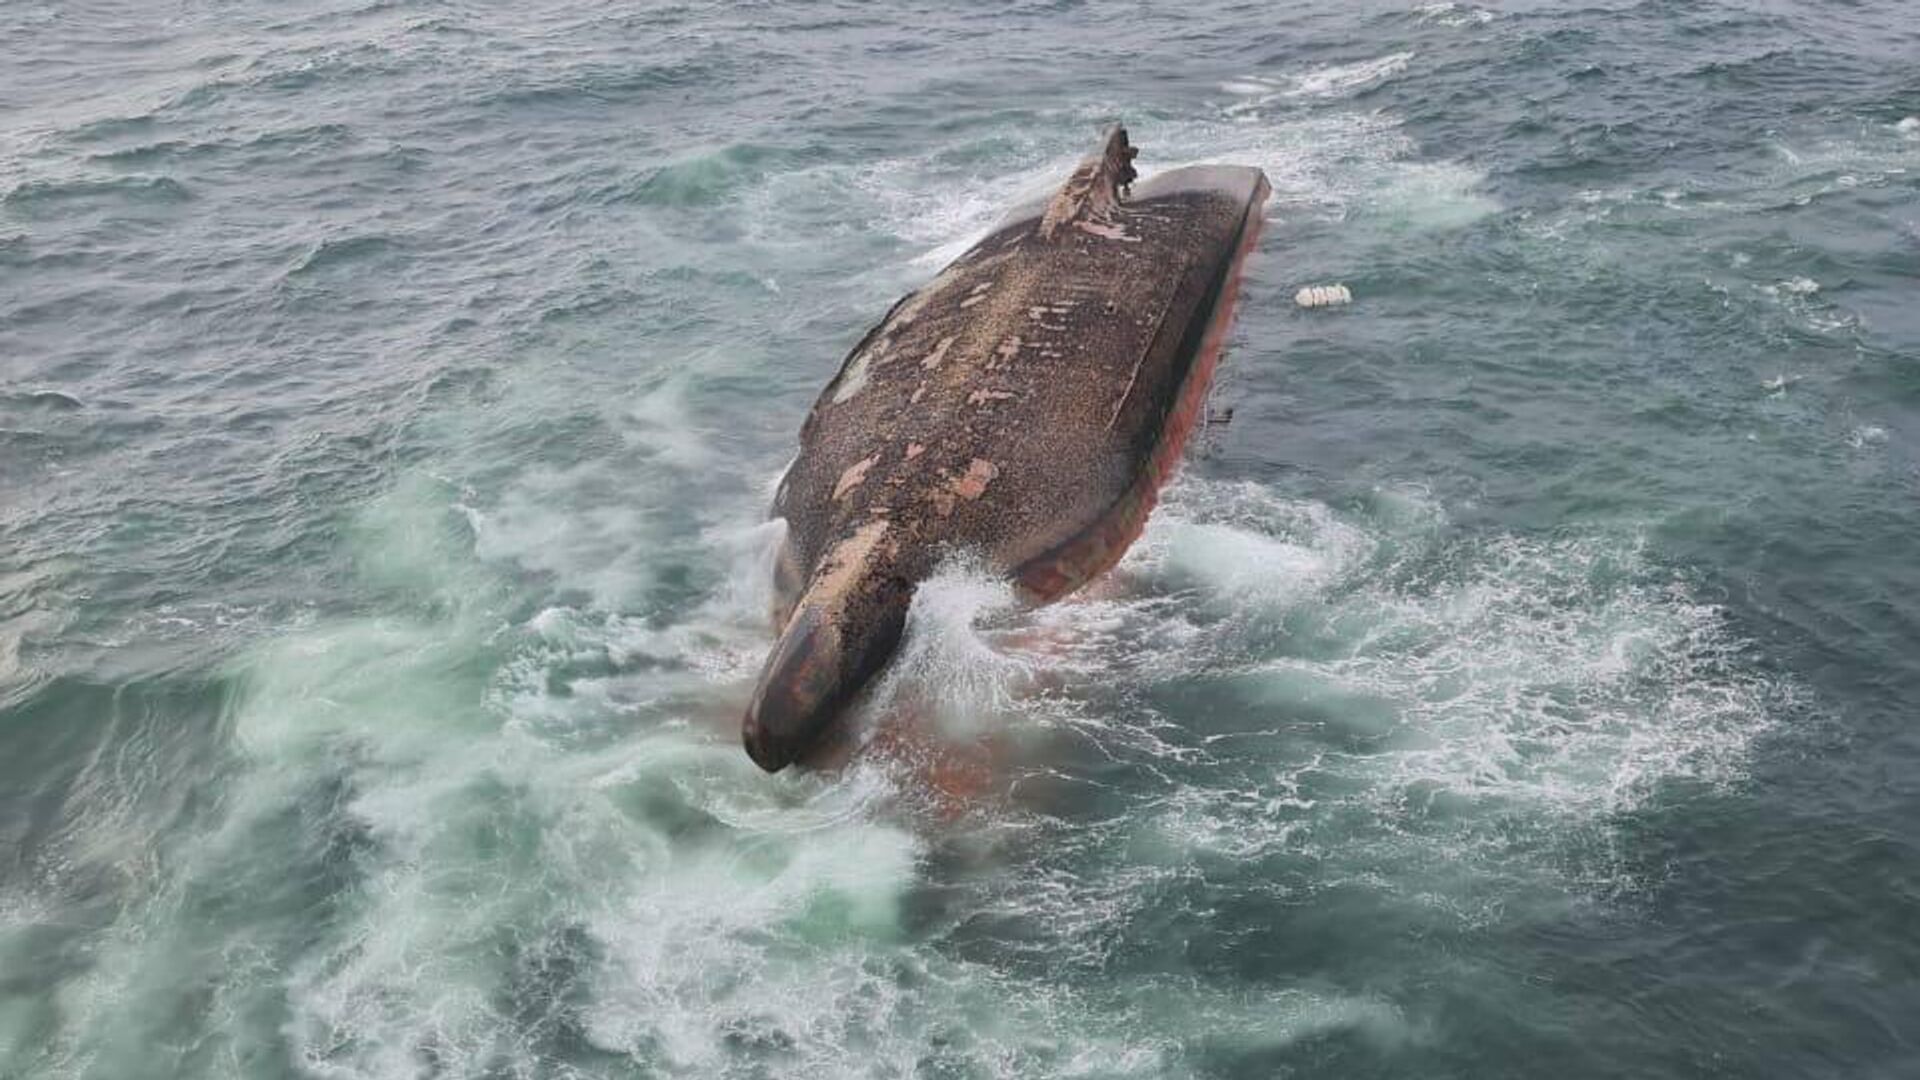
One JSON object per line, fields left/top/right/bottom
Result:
{"left": 1014, "top": 195, "right": 1266, "bottom": 601}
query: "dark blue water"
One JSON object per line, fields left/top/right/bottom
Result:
{"left": 4, "top": 1, "right": 1919, "bottom": 1076}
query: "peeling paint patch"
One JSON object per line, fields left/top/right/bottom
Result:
{"left": 1077, "top": 219, "right": 1138, "bottom": 242}
{"left": 813, "top": 519, "right": 891, "bottom": 596}
{"left": 1026, "top": 305, "right": 1071, "bottom": 333}
{"left": 905, "top": 442, "right": 925, "bottom": 459}
{"left": 954, "top": 458, "right": 999, "bottom": 500}
{"left": 832, "top": 348, "right": 877, "bottom": 403}
{"left": 921, "top": 336, "right": 955, "bottom": 370}
{"left": 929, "top": 459, "right": 997, "bottom": 518}
{"left": 833, "top": 454, "right": 878, "bottom": 500}
{"left": 968, "top": 388, "right": 1015, "bottom": 406}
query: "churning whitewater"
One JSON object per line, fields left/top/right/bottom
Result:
{"left": 3, "top": 1, "right": 1916, "bottom": 1078}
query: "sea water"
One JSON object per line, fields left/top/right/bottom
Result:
{"left": 3, "top": 2, "right": 1918, "bottom": 1077}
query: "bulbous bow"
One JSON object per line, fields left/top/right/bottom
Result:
{"left": 742, "top": 522, "right": 913, "bottom": 772}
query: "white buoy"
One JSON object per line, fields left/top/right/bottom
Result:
{"left": 1294, "top": 283, "right": 1353, "bottom": 308}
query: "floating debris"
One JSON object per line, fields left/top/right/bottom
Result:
{"left": 1295, "top": 283, "right": 1353, "bottom": 308}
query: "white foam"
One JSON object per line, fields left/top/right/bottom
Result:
{"left": 709, "top": 515, "right": 791, "bottom": 626}
{"left": 1347, "top": 533, "right": 1777, "bottom": 811}
{"left": 1286, "top": 52, "right": 1415, "bottom": 98}
{"left": 24, "top": 460, "right": 1803, "bottom": 1075}
{"left": 1223, "top": 55, "right": 1416, "bottom": 111}
{"left": 574, "top": 767, "right": 926, "bottom": 1072}
{"left": 1152, "top": 112, "right": 1499, "bottom": 231}
{"left": 624, "top": 373, "right": 717, "bottom": 471}
{"left": 1130, "top": 480, "right": 1375, "bottom": 597}
{"left": 1536, "top": 121, "right": 1920, "bottom": 239}
{"left": 248, "top": 681, "right": 1266, "bottom": 1080}
{"left": 1415, "top": 1, "right": 1495, "bottom": 26}
{"left": 1365, "top": 160, "right": 1503, "bottom": 228}
{"left": 760, "top": 102, "right": 1495, "bottom": 281}
{"left": 880, "top": 154, "right": 1082, "bottom": 269}
{"left": 1219, "top": 78, "right": 1281, "bottom": 97}
{"left": 201, "top": 571, "right": 942, "bottom": 1078}
{"left": 1762, "top": 128, "right": 1919, "bottom": 209}
{"left": 869, "top": 555, "right": 1033, "bottom": 737}
{"left": 1847, "top": 424, "right": 1888, "bottom": 449}
{"left": 766, "top": 145, "right": 1083, "bottom": 273}
{"left": 882, "top": 478, "right": 1792, "bottom": 907}
{"left": 469, "top": 465, "right": 659, "bottom": 609}
{"left": 1752, "top": 276, "right": 1858, "bottom": 337}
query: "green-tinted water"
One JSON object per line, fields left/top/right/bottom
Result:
{"left": 4, "top": 1, "right": 1918, "bottom": 1076}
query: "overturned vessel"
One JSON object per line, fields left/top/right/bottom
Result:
{"left": 745, "top": 126, "right": 1270, "bottom": 771}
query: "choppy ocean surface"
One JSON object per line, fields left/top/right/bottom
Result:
{"left": 4, "top": 1, "right": 1919, "bottom": 1076}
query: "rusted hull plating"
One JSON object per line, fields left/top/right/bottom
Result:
{"left": 1014, "top": 201, "right": 1265, "bottom": 601}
